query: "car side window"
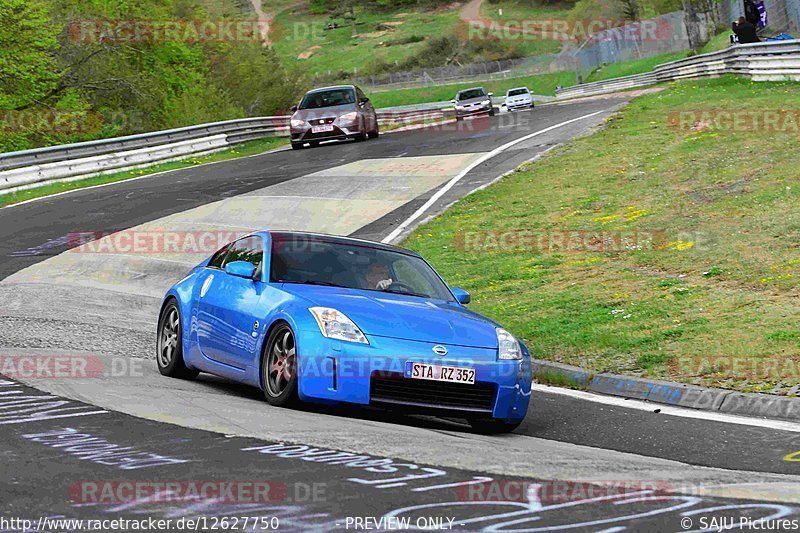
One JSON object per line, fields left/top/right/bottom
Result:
{"left": 208, "top": 244, "right": 231, "bottom": 269}
{"left": 222, "top": 236, "right": 264, "bottom": 276}
{"left": 391, "top": 258, "right": 436, "bottom": 296}
{"left": 356, "top": 87, "right": 368, "bottom": 102}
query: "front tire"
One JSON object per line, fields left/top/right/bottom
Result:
{"left": 468, "top": 418, "right": 521, "bottom": 434}
{"left": 156, "top": 301, "right": 198, "bottom": 379}
{"left": 261, "top": 324, "right": 299, "bottom": 407}
{"left": 291, "top": 142, "right": 304, "bottom": 150}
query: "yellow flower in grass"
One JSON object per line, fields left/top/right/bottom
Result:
{"left": 624, "top": 206, "right": 649, "bottom": 222}
{"left": 663, "top": 241, "right": 695, "bottom": 251}
{"left": 594, "top": 214, "right": 619, "bottom": 225}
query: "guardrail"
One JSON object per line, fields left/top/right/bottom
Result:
{"left": 0, "top": 108, "right": 448, "bottom": 194}
{"left": 555, "top": 39, "right": 800, "bottom": 100}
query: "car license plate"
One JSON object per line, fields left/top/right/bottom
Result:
{"left": 405, "top": 361, "right": 475, "bottom": 385}
{"left": 311, "top": 125, "right": 334, "bottom": 133}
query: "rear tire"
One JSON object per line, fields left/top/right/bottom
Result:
{"left": 468, "top": 418, "right": 521, "bottom": 434}
{"left": 261, "top": 323, "right": 300, "bottom": 407}
{"left": 291, "top": 142, "right": 304, "bottom": 150}
{"left": 368, "top": 129, "right": 379, "bottom": 139}
{"left": 156, "top": 300, "right": 198, "bottom": 379}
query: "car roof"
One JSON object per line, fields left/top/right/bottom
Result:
{"left": 507, "top": 87, "right": 530, "bottom": 92}
{"left": 260, "top": 231, "right": 422, "bottom": 257}
{"left": 305, "top": 85, "right": 356, "bottom": 94}
{"left": 457, "top": 87, "right": 485, "bottom": 93}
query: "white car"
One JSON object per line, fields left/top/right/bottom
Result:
{"left": 504, "top": 87, "right": 534, "bottom": 111}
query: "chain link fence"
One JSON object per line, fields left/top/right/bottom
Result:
{"left": 357, "top": 11, "right": 696, "bottom": 92}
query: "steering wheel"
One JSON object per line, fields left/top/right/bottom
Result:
{"left": 386, "top": 281, "right": 416, "bottom": 293}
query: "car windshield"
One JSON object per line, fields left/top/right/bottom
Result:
{"left": 270, "top": 235, "right": 455, "bottom": 301}
{"left": 298, "top": 89, "right": 356, "bottom": 110}
{"left": 508, "top": 88, "right": 528, "bottom": 96}
{"left": 457, "top": 88, "right": 486, "bottom": 100}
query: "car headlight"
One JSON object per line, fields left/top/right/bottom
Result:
{"left": 339, "top": 111, "right": 358, "bottom": 123}
{"left": 482, "top": 99, "right": 491, "bottom": 105}
{"left": 496, "top": 327, "right": 522, "bottom": 360}
{"left": 290, "top": 118, "right": 305, "bottom": 128}
{"left": 309, "top": 307, "right": 368, "bottom": 344}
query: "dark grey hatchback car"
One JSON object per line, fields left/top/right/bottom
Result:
{"left": 289, "top": 85, "right": 379, "bottom": 150}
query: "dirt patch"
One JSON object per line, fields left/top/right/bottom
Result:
{"left": 297, "top": 45, "right": 322, "bottom": 59}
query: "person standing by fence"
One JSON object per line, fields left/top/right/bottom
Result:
{"left": 732, "top": 16, "right": 761, "bottom": 43}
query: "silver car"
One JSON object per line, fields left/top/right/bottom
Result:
{"left": 452, "top": 87, "right": 495, "bottom": 121}
{"left": 289, "top": 85, "right": 379, "bottom": 150}
{"left": 504, "top": 87, "right": 534, "bottom": 111}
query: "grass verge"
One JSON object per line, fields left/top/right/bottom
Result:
{"left": 370, "top": 71, "right": 576, "bottom": 107}
{"left": 535, "top": 369, "right": 590, "bottom": 390}
{"left": 405, "top": 76, "right": 800, "bottom": 395}
{"left": 585, "top": 51, "right": 688, "bottom": 83}
{"left": 0, "top": 137, "right": 288, "bottom": 209}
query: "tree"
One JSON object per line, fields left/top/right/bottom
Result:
{"left": 330, "top": 0, "right": 358, "bottom": 37}
{"left": 0, "top": 0, "right": 59, "bottom": 110}
{"left": 681, "top": 0, "right": 704, "bottom": 52}
{"left": 617, "top": 0, "right": 641, "bottom": 21}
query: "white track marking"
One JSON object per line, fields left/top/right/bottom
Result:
{"left": 381, "top": 110, "right": 605, "bottom": 243}
{"left": 532, "top": 383, "right": 800, "bottom": 433}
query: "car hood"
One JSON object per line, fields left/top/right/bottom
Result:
{"left": 456, "top": 96, "right": 490, "bottom": 106}
{"left": 293, "top": 104, "right": 357, "bottom": 121}
{"left": 280, "top": 284, "right": 499, "bottom": 348}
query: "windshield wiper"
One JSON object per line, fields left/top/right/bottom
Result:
{"left": 278, "top": 280, "right": 348, "bottom": 288}
{"left": 381, "top": 288, "right": 429, "bottom": 299}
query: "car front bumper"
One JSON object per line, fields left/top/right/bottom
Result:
{"left": 294, "top": 331, "right": 531, "bottom": 422}
{"left": 291, "top": 123, "right": 362, "bottom": 144}
{"left": 506, "top": 100, "right": 534, "bottom": 111}
{"left": 455, "top": 103, "right": 493, "bottom": 117}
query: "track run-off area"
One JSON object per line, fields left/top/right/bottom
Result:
{"left": 1, "top": 91, "right": 799, "bottom": 532}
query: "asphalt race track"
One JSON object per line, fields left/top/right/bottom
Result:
{"left": 1, "top": 94, "right": 799, "bottom": 531}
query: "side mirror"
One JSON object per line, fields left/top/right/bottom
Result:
{"left": 451, "top": 287, "right": 471, "bottom": 305}
{"left": 450, "top": 99, "right": 457, "bottom": 105}
{"left": 225, "top": 261, "right": 256, "bottom": 279}
{"left": 359, "top": 98, "right": 369, "bottom": 106}
{"left": 487, "top": 92, "right": 494, "bottom": 97}
{"left": 290, "top": 105, "right": 298, "bottom": 112}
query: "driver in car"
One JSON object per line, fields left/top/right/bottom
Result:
{"left": 365, "top": 262, "right": 393, "bottom": 290}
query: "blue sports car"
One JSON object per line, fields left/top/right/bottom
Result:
{"left": 157, "top": 231, "right": 531, "bottom": 432}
